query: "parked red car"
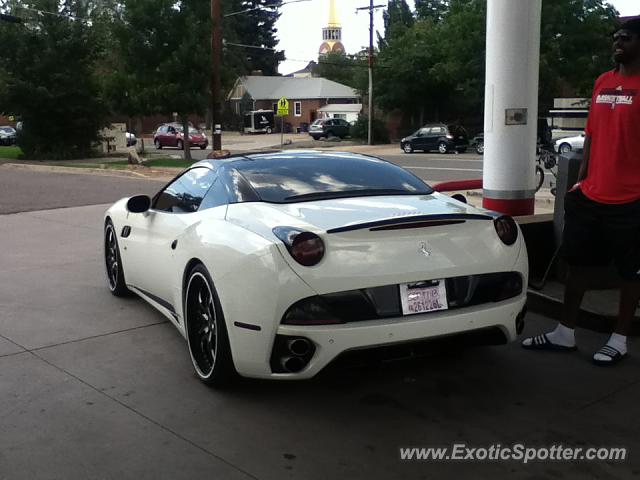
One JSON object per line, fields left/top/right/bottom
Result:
{"left": 153, "top": 123, "right": 208, "bottom": 150}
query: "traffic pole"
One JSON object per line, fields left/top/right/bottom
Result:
{"left": 211, "top": 0, "right": 222, "bottom": 151}
{"left": 482, "top": 0, "right": 541, "bottom": 216}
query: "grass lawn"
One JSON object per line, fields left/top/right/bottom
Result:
{"left": 0, "top": 146, "right": 23, "bottom": 160}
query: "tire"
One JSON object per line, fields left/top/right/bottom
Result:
{"left": 266, "top": 127, "right": 272, "bottom": 134}
{"left": 475, "top": 142, "right": 484, "bottom": 155}
{"left": 535, "top": 165, "right": 545, "bottom": 192}
{"left": 311, "top": 135, "right": 320, "bottom": 140}
{"left": 438, "top": 142, "right": 448, "bottom": 154}
{"left": 104, "top": 220, "right": 130, "bottom": 297}
{"left": 559, "top": 143, "right": 571, "bottom": 154}
{"left": 200, "top": 144, "right": 206, "bottom": 150}
{"left": 184, "top": 264, "right": 235, "bottom": 386}
{"left": 154, "top": 139, "right": 162, "bottom": 150}
{"left": 177, "top": 140, "right": 184, "bottom": 150}
{"left": 403, "top": 143, "right": 413, "bottom": 153}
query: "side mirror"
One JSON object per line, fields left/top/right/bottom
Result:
{"left": 451, "top": 193, "right": 467, "bottom": 204}
{"left": 126, "top": 195, "right": 151, "bottom": 213}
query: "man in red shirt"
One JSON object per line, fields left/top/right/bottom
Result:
{"left": 522, "top": 18, "right": 640, "bottom": 365}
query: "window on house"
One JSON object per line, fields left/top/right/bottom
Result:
{"left": 294, "top": 101, "right": 302, "bottom": 117}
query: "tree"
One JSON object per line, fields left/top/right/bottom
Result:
{"left": 223, "top": 0, "right": 284, "bottom": 78}
{"left": 315, "top": 52, "right": 368, "bottom": 93}
{"left": 374, "top": 0, "right": 619, "bottom": 134}
{"left": 0, "top": 0, "right": 110, "bottom": 159}
{"left": 538, "top": 0, "right": 619, "bottom": 110}
{"left": 413, "top": 0, "right": 448, "bottom": 23}
{"left": 106, "top": 0, "right": 210, "bottom": 161}
{"left": 378, "top": 0, "right": 414, "bottom": 46}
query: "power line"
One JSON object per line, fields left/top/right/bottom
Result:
{"left": 225, "top": 0, "right": 311, "bottom": 18}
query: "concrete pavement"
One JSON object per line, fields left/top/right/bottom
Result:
{"left": 0, "top": 168, "right": 638, "bottom": 478}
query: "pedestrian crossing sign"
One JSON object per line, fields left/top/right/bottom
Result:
{"left": 277, "top": 97, "right": 289, "bottom": 116}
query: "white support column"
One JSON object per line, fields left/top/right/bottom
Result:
{"left": 482, "top": 0, "right": 542, "bottom": 216}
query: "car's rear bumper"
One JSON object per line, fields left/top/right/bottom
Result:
{"left": 236, "top": 294, "right": 527, "bottom": 379}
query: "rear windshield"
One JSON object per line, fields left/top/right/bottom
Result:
{"left": 227, "top": 152, "right": 432, "bottom": 204}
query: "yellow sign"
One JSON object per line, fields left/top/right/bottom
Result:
{"left": 276, "top": 97, "right": 289, "bottom": 116}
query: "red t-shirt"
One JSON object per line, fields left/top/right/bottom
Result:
{"left": 581, "top": 69, "right": 640, "bottom": 204}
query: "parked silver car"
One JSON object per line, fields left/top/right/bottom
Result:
{"left": 554, "top": 133, "right": 585, "bottom": 154}
{"left": 0, "top": 126, "right": 16, "bottom": 146}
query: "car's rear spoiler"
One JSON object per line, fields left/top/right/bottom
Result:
{"left": 326, "top": 213, "right": 494, "bottom": 234}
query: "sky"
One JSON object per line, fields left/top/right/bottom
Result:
{"left": 275, "top": 0, "right": 639, "bottom": 75}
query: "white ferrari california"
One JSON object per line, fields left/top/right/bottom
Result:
{"left": 104, "top": 151, "right": 528, "bottom": 385}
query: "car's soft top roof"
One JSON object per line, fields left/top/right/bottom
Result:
{"left": 194, "top": 150, "right": 384, "bottom": 171}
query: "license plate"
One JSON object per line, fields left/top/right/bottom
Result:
{"left": 400, "top": 280, "right": 448, "bottom": 315}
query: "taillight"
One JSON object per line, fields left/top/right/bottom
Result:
{"left": 273, "top": 227, "right": 325, "bottom": 266}
{"left": 493, "top": 216, "right": 518, "bottom": 246}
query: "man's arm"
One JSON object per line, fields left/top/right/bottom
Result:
{"left": 576, "top": 134, "right": 591, "bottom": 182}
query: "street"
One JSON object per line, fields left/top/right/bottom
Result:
{"left": 0, "top": 167, "right": 637, "bottom": 479}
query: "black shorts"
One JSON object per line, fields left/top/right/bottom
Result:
{"left": 561, "top": 188, "right": 640, "bottom": 282}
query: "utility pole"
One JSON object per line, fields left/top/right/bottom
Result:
{"left": 211, "top": 0, "right": 222, "bottom": 151}
{"left": 356, "top": 2, "right": 384, "bottom": 146}
{"left": 367, "top": 0, "right": 373, "bottom": 146}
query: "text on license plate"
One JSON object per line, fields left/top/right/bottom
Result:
{"left": 400, "top": 280, "right": 448, "bottom": 315}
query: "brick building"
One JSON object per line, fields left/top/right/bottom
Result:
{"left": 227, "top": 76, "right": 360, "bottom": 132}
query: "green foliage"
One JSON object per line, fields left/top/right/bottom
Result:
{"left": 0, "top": 146, "right": 22, "bottom": 159}
{"left": 350, "top": 115, "right": 390, "bottom": 144}
{"left": 375, "top": 0, "right": 620, "bottom": 128}
{"left": 380, "top": 0, "right": 414, "bottom": 45}
{"left": 0, "top": 0, "right": 110, "bottom": 159}
{"left": 315, "top": 53, "right": 368, "bottom": 93}
{"left": 223, "top": 0, "right": 284, "bottom": 78}
{"left": 539, "top": 0, "right": 619, "bottom": 109}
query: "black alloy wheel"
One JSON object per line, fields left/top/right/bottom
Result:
{"left": 185, "top": 264, "right": 235, "bottom": 386}
{"left": 104, "top": 220, "right": 130, "bottom": 297}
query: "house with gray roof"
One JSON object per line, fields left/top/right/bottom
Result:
{"left": 227, "top": 75, "right": 360, "bottom": 132}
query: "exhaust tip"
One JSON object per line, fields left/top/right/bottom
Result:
{"left": 287, "top": 338, "right": 311, "bottom": 356}
{"left": 280, "top": 356, "right": 306, "bottom": 373}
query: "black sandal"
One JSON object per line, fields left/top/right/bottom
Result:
{"left": 521, "top": 333, "right": 577, "bottom": 352}
{"left": 592, "top": 345, "right": 627, "bottom": 366}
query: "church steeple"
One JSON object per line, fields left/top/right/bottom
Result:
{"left": 328, "top": 0, "right": 339, "bottom": 26}
{"left": 319, "top": 0, "right": 345, "bottom": 55}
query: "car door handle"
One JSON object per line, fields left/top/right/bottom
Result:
{"left": 171, "top": 240, "right": 178, "bottom": 250}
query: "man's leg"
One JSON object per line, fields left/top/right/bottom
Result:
{"left": 593, "top": 282, "right": 640, "bottom": 364}
{"left": 616, "top": 282, "right": 640, "bottom": 336}
{"left": 520, "top": 265, "right": 586, "bottom": 349}
{"left": 561, "top": 265, "right": 593, "bottom": 329}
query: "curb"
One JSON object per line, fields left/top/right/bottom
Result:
{"left": 1, "top": 162, "right": 175, "bottom": 180}
{"left": 527, "top": 289, "right": 640, "bottom": 336}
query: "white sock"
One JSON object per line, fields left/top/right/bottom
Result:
{"left": 522, "top": 323, "right": 575, "bottom": 347}
{"left": 594, "top": 333, "right": 627, "bottom": 362}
